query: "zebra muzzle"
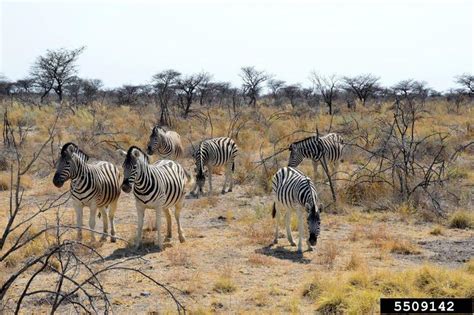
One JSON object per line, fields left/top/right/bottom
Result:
{"left": 52, "top": 174, "right": 64, "bottom": 188}
{"left": 121, "top": 181, "right": 132, "bottom": 193}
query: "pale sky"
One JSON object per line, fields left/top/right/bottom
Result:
{"left": 1, "top": 0, "right": 473, "bottom": 91}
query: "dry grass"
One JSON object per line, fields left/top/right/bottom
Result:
{"left": 448, "top": 210, "right": 473, "bottom": 229}
{"left": 345, "top": 251, "right": 365, "bottom": 271}
{"left": 165, "top": 246, "right": 192, "bottom": 267}
{"left": 213, "top": 276, "right": 236, "bottom": 294}
{"left": 318, "top": 241, "right": 339, "bottom": 267}
{"left": 430, "top": 225, "right": 445, "bottom": 236}
{"left": 247, "top": 253, "right": 275, "bottom": 266}
{"left": 304, "top": 263, "right": 474, "bottom": 314}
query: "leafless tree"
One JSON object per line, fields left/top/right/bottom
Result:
{"left": 310, "top": 72, "right": 340, "bottom": 115}
{"left": 116, "top": 84, "right": 147, "bottom": 105}
{"left": 176, "top": 72, "right": 210, "bottom": 118}
{"left": 0, "top": 109, "right": 186, "bottom": 314}
{"left": 0, "top": 75, "right": 14, "bottom": 98}
{"left": 267, "top": 79, "right": 285, "bottom": 105}
{"left": 30, "top": 47, "right": 85, "bottom": 103}
{"left": 342, "top": 74, "right": 380, "bottom": 107}
{"left": 281, "top": 84, "right": 301, "bottom": 108}
{"left": 152, "top": 69, "right": 181, "bottom": 126}
{"left": 240, "top": 66, "right": 270, "bottom": 107}
{"left": 455, "top": 73, "right": 474, "bottom": 97}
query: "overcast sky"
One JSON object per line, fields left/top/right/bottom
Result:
{"left": 1, "top": 0, "right": 472, "bottom": 91}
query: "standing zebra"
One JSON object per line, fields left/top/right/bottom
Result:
{"left": 146, "top": 126, "right": 183, "bottom": 159}
{"left": 191, "top": 137, "right": 238, "bottom": 197}
{"left": 288, "top": 132, "right": 343, "bottom": 183}
{"left": 53, "top": 143, "right": 121, "bottom": 242}
{"left": 272, "top": 167, "right": 322, "bottom": 253}
{"left": 119, "top": 146, "right": 190, "bottom": 249}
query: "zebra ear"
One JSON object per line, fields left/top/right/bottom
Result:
{"left": 117, "top": 149, "right": 127, "bottom": 157}
{"left": 132, "top": 149, "right": 141, "bottom": 158}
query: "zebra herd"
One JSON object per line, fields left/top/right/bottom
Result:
{"left": 53, "top": 127, "right": 343, "bottom": 253}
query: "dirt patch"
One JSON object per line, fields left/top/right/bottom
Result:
{"left": 416, "top": 236, "right": 474, "bottom": 266}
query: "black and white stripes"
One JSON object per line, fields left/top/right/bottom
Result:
{"left": 271, "top": 167, "right": 321, "bottom": 253}
{"left": 53, "top": 142, "right": 121, "bottom": 242}
{"left": 288, "top": 132, "right": 343, "bottom": 181}
{"left": 191, "top": 137, "right": 238, "bottom": 197}
{"left": 120, "top": 146, "right": 189, "bottom": 248}
{"left": 146, "top": 126, "right": 183, "bottom": 159}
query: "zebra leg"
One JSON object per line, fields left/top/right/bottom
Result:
{"left": 207, "top": 166, "right": 213, "bottom": 196}
{"left": 164, "top": 208, "right": 172, "bottom": 241}
{"left": 332, "top": 160, "right": 339, "bottom": 190}
{"left": 73, "top": 201, "right": 84, "bottom": 241}
{"left": 99, "top": 207, "right": 108, "bottom": 242}
{"left": 89, "top": 205, "right": 98, "bottom": 242}
{"left": 312, "top": 160, "right": 319, "bottom": 183}
{"left": 297, "top": 208, "right": 304, "bottom": 253}
{"left": 273, "top": 203, "right": 280, "bottom": 245}
{"left": 155, "top": 206, "right": 163, "bottom": 250}
{"left": 108, "top": 199, "right": 118, "bottom": 242}
{"left": 174, "top": 201, "right": 186, "bottom": 243}
{"left": 135, "top": 203, "right": 145, "bottom": 249}
{"left": 228, "top": 161, "right": 234, "bottom": 193}
{"left": 221, "top": 166, "right": 228, "bottom": 194}
{"left": 285, "top": 209, "right": 296, "bottom": 246}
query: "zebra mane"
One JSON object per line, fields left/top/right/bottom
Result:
{"left": 126, "top": 145, "right": 149, "bottom": 163}
{"left": 61, "top": 142, "right": 89, "bottom": 161}
{"left": 291, "top": 134, "right": 319, "bottom": 146}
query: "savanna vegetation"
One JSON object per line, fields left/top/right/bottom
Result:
{"left": 0, "top": 47, "right": 472, "bottom": 313}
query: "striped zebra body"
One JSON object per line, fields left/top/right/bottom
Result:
{"left": 191, "top": 137, "right": 238, "bottom": 197}
{"left": 53, "top": 143, "right": 121, "bottom": 242}
{"left": 147, "top": 126, "right": 183, "bottom": 159}
{"left": 271, "top": 167, "right": 321, "bottom": 253}
{"left": 288, "top": 132, "right": 343, "bottom": 182}
{"left": 120, "top": 146, "right": 189, "bottom": 249}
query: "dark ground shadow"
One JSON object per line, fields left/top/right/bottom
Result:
{"left": 103, "top": 241, "right": 172, "bottom": 261}
{"left": 256, "top": 245, "right": 311, "bottom": 264}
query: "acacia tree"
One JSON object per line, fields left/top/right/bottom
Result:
{"left": 30, "top": 47, "right": 85, "bottom": 103}
{"left": 240, "top": 66, "right": 270, "bottom": 107}
{"left": 282, "top": 84, "right": 301, "bottom": 108}
{"left": 455, "top": 73, "right": 474, "bottom": 97}
{"left": 310, "top": 72, "right": 340, "bottom": 115}
{"left": 176, "top": 72, "right": 210, "bottom": 118}
{"left": 342, "top": 74, "right": 380, "bottom": 107}
{"left": 152, "top": 69, "right": 181, "bottom": 126}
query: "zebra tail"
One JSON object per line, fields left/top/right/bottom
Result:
{"left": 184, "top": 169, "right": 195, "bottom": 188}
{"left": 271, "top": 202, "right": 276, "bottom": 218}
{"left": 232, "top": 161, "right": 235, "bottom": 172}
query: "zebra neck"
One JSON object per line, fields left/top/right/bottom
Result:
{"left": 70, "top": 158, "right": 91, "bottom": 180}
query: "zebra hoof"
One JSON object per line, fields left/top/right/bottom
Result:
{"left": 307, "top": 247, "right": 314, "bottom": 252}
{"left": 290, "top": 241, "right": 297, "bottom": 247}
{"left": 179, "top": 236, "right": 186, "bottom": 243}
{"left": 100, "top": 235, "right": 107, "bottom": 242}
{"left": 110, "top": 237, "right": 117, "bottom": 243}
{"left": 221, "top": 189, "right": 226, "bottom": 195}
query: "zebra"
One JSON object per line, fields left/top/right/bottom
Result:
{"left": 288, "top": 132, "right": 343, "bottom": 183}
{"left": 52, "top": 143, "right": 121, "bottom": 242}
{"left": 146, "top": 126, "right": 183, "bottom": 159}
{"left": 119, "top": 146, "right": 191, "bottom": 249}
{"left": 271, "top": 167, "right": 322, "bottom": 253}
{"left": 190, "top": 137, "right": 238, "bottom": 197}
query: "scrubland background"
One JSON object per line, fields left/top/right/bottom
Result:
{"left": 1, "top": 89, "right": 473, "bottom": 314}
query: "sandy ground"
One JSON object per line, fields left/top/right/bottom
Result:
{"left": 1, "top": 164, "right": 473, "bottom": 314}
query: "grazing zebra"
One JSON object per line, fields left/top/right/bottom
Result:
{"left": 146, "top": 126, "right": 183, "bottom": 159}
{"left": 271, "top": 167, "right": 322, "bottom": 253}
{"left": 119, "top": 146, "right": 190, "bottom": 249}
{"left": 53, "top": 143, "right": 121, "bottom": 242}
{"left": 288, "top": 132, "right": 343, "bottom": 182}
{"left": 191, "top": 137, "right": 238, "bottom": 197}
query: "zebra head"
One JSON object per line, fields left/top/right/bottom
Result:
{"left": 193, "top": 142, "right": 206, "bottom": 196}
{"left": 146, "top": 126, "right": 164, "bottom": 155}
{"left": 306, "top": 203, "right": 321, "bottom": 246}
{"left": 120, "top": 146, "right": 148, "bottom": 193}
{"left": 53, "top": 142, "right": 88, "bottom": 188}
{"left": 304, "top": 178, "right": 321, "bottom": 246}
{"left": 288, "top": 143, "right": 304, "bottom": 167}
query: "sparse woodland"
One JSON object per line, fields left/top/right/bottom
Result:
{"left": 0, "top": 48, "right": 473, "bottom": 313}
